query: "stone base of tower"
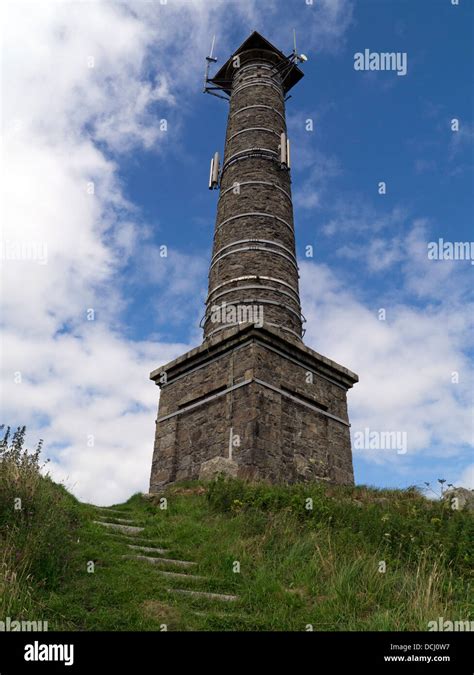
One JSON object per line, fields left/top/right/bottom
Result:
{"left": 149, "top": 325, "right": 358, "bottom": 493}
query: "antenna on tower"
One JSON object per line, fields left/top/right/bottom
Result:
{"left": 203, "top": 36, "right": 230, "bottom": 101}
{"left": 203, "top": 35, "right": 217, "bottom": 91}
{"left": 291, "top": 29, "right": 308, "bottom": 65}
{"left": 269, "top": 29, "right": 308, "bottom": 90}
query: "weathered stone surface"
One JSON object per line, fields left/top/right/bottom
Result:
{"left": 204, "top": 42, "right": 301, "bottom": 344}
{"left": 443, "top": 488, "right": 474, "bottom": 512}
{"left": 94, "top": 521, "right": 144, "bottom": 535}
{"left": 122, "top": 555, "right": 197, "bottom": 567}
{"left": 149, "top": 325, "right": 356, "bottom": 491}
{"left": 128, "top": 544, "right": 169, "bottom": 554}
{"left": 148, "top": 33, "right": 358, "bottom": 493}
{"left": 168, "top": 589, "right": 238, "bottom": 602}
{"left": 158, "top": 571, "right": 204, "bottom": 580}
{"left": 199, "top": 456, "right": 239, "bottom": 482}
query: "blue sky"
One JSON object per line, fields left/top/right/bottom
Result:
{"left": 2, "top": 0, "right": 473, "bottom": 504}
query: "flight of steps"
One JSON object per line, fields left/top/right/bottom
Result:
{"left": 94, "top": 506, "right": 241, "bottom": 627}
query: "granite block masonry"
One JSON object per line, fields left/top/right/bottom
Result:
{"left": 149, "top": 32, "right": 358, "bottom": 492}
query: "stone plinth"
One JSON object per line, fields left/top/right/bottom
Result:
{"left": 149, "top": 325, "right": 357, "bottom": 492}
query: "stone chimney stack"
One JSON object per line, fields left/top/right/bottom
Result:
{"left": 149, "top": 32, "right": 358, "bottom": 492}
{"left": 203, "top": 32, "right": 303, "bottom": 342}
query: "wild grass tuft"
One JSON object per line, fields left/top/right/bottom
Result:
{"left": 0, "top": 426, "right": 81, "bottom": 618}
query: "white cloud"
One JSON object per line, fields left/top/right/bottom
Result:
{"left": 456, "top": 464, "right": 474, "bottom": 490}
{"left": 337, "top": 237, "right": 405, "bottom": 272}
{"left": 292, "top": 0, "right": 354, "bottom": 54}
{"left": 300, "top": 228, "right": 473, "bottom": 474}
{"left": 293, "top": 150, "right": 341, "bottom": 210}
{"left": 322, "top": 201, "right": 407, "bottom": 237}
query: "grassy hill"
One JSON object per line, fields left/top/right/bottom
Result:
{"left": 1, "top": 429, "right": 472, "bottom": 631}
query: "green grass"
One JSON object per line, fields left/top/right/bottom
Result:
{"left": 1, "top": 426, "right": 471, "bottom": 631}
{"left": 22, "top": 479, "right": 473, "bottom": 632}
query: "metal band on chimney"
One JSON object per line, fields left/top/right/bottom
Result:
{"left": 222, "top": 147, "right": 278, "bottom": 173}
{"left": 230, "top": 104, "right": 286, "bottom": 123}
{"left": 227, "top": 127, "right": 279, "bottom": 142}
{"left": 216, "top": 212, "right": 293, "bottom": 233}
{"left": 211, "top": 238, "right": 297, "bottom": 263}
{"left": 219, "top": 181, "right": 291, "bottom": 202}
{"left": 236, "top": 74, "right": 280, "bottom": 85}
{"left": 236, "top": 66, "right": 281, "bottom": 81}
{"left": 206, "top": 275, "right": 301, "bottom": 302}
{"left": 234, "top": 62, "right": 277, "bottom": 77}
{"left": 210, "top": 246, "right": 299, "bottom": 272}
{"left": 232, "top": 81, "right": 284, "bottom": 98}
{"left": 203, "top": 299, "right": 304, "bottom": 324}
{"left": 207, "top": 284, "right": 301, "bottom": 305}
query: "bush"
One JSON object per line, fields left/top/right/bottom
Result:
{"left": 0, "top": 426, "right": 82, "bottom": 617}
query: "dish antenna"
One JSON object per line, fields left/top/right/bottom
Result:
{"left": 271, "top": 28, "right": 308, "bottom": 98}
{"left": 292, "top": 29, "right": 308, "bottom": 64}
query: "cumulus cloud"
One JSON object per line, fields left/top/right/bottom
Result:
{"left": 300, "top": 222, "right": 473, "bottom": 476}
{"left": 456, "top": 464, "right": 474, "bottom": 490}
{"left": 290, "top": 0, "right": 354, "bottom": 54}
{"left": 337, "top": 236, "right": 405, "bottom": 272}
{"left": 293, "top": 149, "right": 342, "bottom": 210}
{"left": 322, "top": 201, "right": 407, "bottom": 237}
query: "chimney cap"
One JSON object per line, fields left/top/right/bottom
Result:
{"left": 209, "top": 30, "right": 304, "bottom": 96}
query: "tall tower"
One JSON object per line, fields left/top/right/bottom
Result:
{"left": 149, "top": 32, "right": 358, "bottom": 492}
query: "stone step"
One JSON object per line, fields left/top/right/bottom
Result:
{"left": 94, "top": 521, "right": 144, "bottom": 535}
{"left": 95, "top": 507, "right": 131, "bottom": 514}
{"left": 127, "top": 544, "right": 169, "bottom": 554}
{"left": 103, "top": 532, "right": 167, "bottom": 546}
{"left": 168, "top": 589, "right": 238, "bottom": 602}
{"left": 98, "top": 516, "right": 137, "bottom": 524}
{"left": 157, "top": 571, "right": 204, "bottom": 581}
{"left": 122, "top": 554, "right": 196, "bottom": 568}
{"left": 192, "top": 611, "right": 249, "bottom": 620}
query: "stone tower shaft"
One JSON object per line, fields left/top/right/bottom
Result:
{"left": 148, "top": 32, "right": 358, "bottom": 493}
{"left": 204, "top": 33, "right": 304, "bottom": 342}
